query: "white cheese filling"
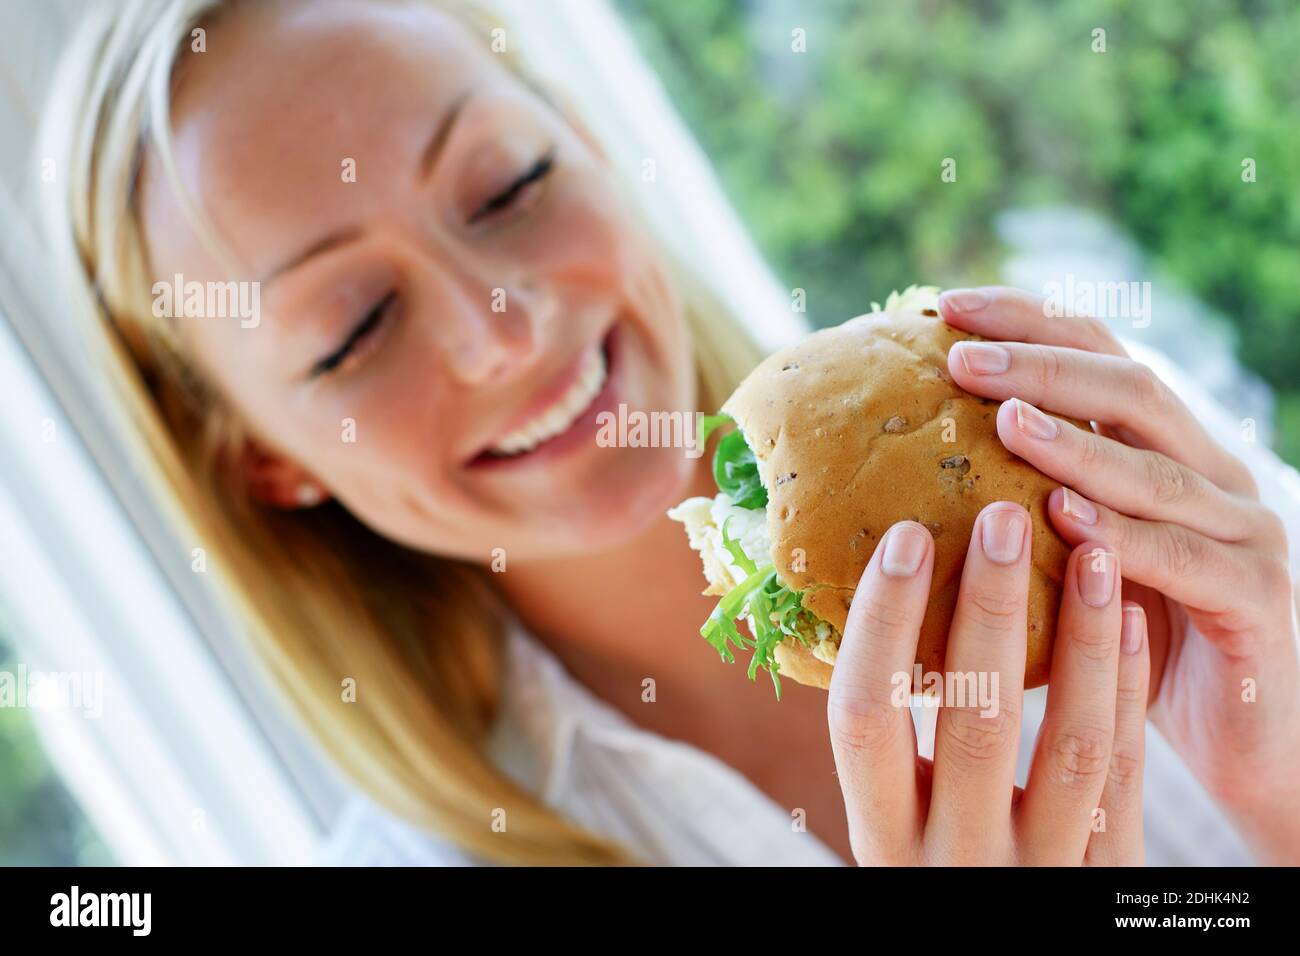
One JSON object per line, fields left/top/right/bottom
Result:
{"left": 667, "top": 492, "right": 840, "bottom": 664}
{"left": 666, "top": 492, "right": 771, "bottom": 593}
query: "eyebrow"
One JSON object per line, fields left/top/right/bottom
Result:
{"left": 261, "top": 228, "right": 363, "bottom": 285}
{"left": 420, "top": 90, "right": 471, "bottom": 178}
{"left": 260, "top": 91, "right": 473, "bottom": 287}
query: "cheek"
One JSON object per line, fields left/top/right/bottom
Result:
{"left": 514, "top": 162, "right": 667, "bottom": 309}
{"left": 291, "top": 382, "right": 456, "bottom": 526}
{"left": 338, "top": 384, "right": 444, "bottom": 469}
{"left": 536, "top": 175, "right": 694, "bottom": 381}
{"left": 512, "top": 171, "right": 628, "bottom": 280}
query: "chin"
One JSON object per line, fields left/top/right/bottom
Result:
{"left": 536, "top": 443, "right": 697, "bottom": 555}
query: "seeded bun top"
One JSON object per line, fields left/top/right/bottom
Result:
{"left": 722, "top": 292, "right": 1076, "bottom": 689}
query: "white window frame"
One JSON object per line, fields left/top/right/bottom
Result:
{"left": 0, "top": 189, "right": 329, "bottom": 865}
{"left": 0, "top": 0, "right": 802, "bottom": 866}
{"left": 4, "top": 0, "right": 1299, "bottom": 869}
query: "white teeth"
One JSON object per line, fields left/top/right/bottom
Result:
{"left": 491, "top": 347, "right": 607, "bottom": 456}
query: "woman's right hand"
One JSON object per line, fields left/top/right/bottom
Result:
{"left": 827, "top": 503, "right": 1150, "bottom": 865}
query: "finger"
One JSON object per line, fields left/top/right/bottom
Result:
{"left": 1048, "top": 486, "right": 1285, "bottom": 643}
{"left": 1120, "top": 581, "right": 1171, "bottom": 709}
{"left": 1086, "top": 602, "right": 1150, "bottom": 866}
{"left": 938, "top": 286, "right": 1128, "bottom": 357}
{"left": 947, "top": 340, "right": 1256, "bottom": 496}
{"left": 926, "top": 503, "right": 1028, "bottom": 861}
{"left": 1018, "top": 542, "right": 1122, "bottom": 864}
{"left": 995, "top": 398, "right": 1262, "bottom": 542}
{"left": 829, "top": 521, "right": 933, "bottom": 864}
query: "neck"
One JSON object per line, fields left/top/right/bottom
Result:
{"left": 491, "top": 450, "right": 854, "bottom": 864}
{"left": 493, "top": 453, "right": 723, "bottom": 703}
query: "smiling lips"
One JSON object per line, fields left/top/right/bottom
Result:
{"left": 488, "top": 343, "right": 610, "bottom": 457}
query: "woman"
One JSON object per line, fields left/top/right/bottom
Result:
{"left": 39, "top": 0, "right": 1300, "bottom": 865}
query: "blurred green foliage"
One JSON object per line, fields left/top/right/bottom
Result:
{"left": 0, "top": 614, "right": 113, "bottom": 866}
{"left": 616, "top": 0, "right": 1300, "bottom": 464}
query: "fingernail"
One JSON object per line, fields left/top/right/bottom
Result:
{"left": 1121, "top": 603, "right": 1146, "bottom": 654}
{"left": 1079, "top": 547, "right": 1116, "bottom": 608}
{"left": 980, "top": 508, "right": 1027, "bottom": 565}
{"left": 1061, "top": 487, "right": 1098, "bottom": 525}
{"left": 940, "top": 288, "right": 991, "bottom": 312}
{"left": 881, "top": 523, "right": 928, "bottom": 578}
{"left": 1012, "top": 398, "right": 1059, "bottom": 440}
{"left": 955, "top": 341, "right": 1010, "bottom": 375}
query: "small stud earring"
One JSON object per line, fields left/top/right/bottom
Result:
{"left": 295, "top": 483, "right": 324, "bottom": 507}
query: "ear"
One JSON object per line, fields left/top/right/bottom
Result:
{"left": 236, "top": 437, "right": 329, "bottom": 509}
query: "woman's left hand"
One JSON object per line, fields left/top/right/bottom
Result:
{"left": 939, "top": 286, "right": 1300, "bottom": 864}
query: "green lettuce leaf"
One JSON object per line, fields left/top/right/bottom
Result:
{"left": 713, "top": 429, "right": 767, "bottom": 510}
{"left": 699, "top": 563, "right": 813, "bottom": 700}
{"left": 697, "top": 412, "right": 733, "bottom": 450}
{"left": 719, "top": 517, "right": 757, "bottom": 577}
{"left": 696, "top": 410, "right": 802, "bottom": 696}
{"left": 696, "top": 410, "right": 768, "bottom": 510}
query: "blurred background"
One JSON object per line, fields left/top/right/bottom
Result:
{"left": 0, "top": 617, "right": 112, "bottom": 865}
{"left": 615, "top": 0, "right": 1300, "bottom": 462}
{"left": 1, "top": 0, "right": 1296, "bottom": 865}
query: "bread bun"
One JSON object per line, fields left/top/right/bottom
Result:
{"left": 725, "top": 297, "right": 1078, "bottom": 690}
{"left": 772, "top": 638, "right": 835, "bottom": 691}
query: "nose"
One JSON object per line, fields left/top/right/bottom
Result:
{"left": 430, "top": 272, "right": 554, "bottom": 387}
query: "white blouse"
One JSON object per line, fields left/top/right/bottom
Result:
{"left": 320, "top": 341, "right": 1299, "bottom": 866}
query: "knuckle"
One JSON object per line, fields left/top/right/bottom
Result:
{"left": 850, "top": 594, "right": 914, "bottom": 636}
{"left": 1110, "top": 514, "right": 1139, "bottom": 556}
{"left": 1114, "top": 682, "right": 1147, "bottom": 707}
{"left": 1031, "top": 344, "right": 1066, "bottom": 393}
{"left": 1106, "top": 748, "right": 1144, "bottom": 795}
{"left": 1129, "top": 362, "right": 1169, "bottom": 416}
{"left": 963, "top": 584, "right": 1024, "bottom": 630}
{"left": 1077, "top": 431, "right": 1108, "bottom": 472}
{"left": 940, "top": 705, "right": 1019, "bottom": 766}
{"left": 1144, "top": 453, "right": 1190, "bottom": 507}
{"left": 1069, "top": 622, "right": 1118, "bottom": 663}
{"left": 1156, "top": 526, "right": 1198, "bottom": 582}
{"left": 828, "top": 692, "right": 905, "bottom": 755}
{"left": 1048, "top": 728, "right": 1112, "bottom": 789}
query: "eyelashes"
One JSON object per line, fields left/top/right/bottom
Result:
{"left": 311, "top": 149, "right": 556, "bottom": 379}
{"left": 468, "top": 149, "right": 555, "bottom": 224}
{"left": 311, "top": 291, "right": 396, "bottom": 379}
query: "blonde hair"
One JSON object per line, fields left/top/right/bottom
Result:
{"left": 39, "top": 0, "right": 763, "bottom": 865}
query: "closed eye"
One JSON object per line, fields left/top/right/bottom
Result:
{"left": 468, "top": 150, "right": 555, "bottom": 224}
{"left": 311, "top": 291, "right": 397, "bottom": 378}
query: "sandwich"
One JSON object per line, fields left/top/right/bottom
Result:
{"left": 668, "top": 286, "right": 1074, "bottom": 696}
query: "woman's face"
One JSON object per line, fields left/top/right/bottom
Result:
{"left": 139, "top": 0, "right": 697, "bottom": 561}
